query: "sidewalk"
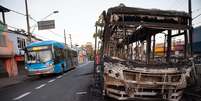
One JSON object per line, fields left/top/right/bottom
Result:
{"left": 0, "top": 75, "right": 27, "bottom": 88}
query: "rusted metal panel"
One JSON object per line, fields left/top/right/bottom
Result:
{"left": 103, "top": 58, "right": 190, "bottom": 101}
{"left": 107, "top": 5, "right": 189, "bottom": 18}
{"left": 114, "top": 22, "right": 189, "bottom": 30}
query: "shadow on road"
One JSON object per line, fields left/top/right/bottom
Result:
{"left": 75, "top": 72, "right": 93, "bottom": 77}
{"left": 25, "top": 74, "right": 60, "bottom": 81}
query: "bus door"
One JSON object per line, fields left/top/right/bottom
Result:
{"left": 64, "top": 49, "right": 70, "bottom": 70}
{"left": 53, "top": 47, "right": 65, "bottom": 72}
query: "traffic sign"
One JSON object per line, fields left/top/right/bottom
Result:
{"left": 37, "top": 20, "right": 55, "bottom": 30}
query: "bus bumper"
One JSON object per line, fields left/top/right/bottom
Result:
{"left": 28, "top": 67, "right": 54, "bottom": 75}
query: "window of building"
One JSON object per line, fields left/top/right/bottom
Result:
{"left": 0, "top": 34, "right": 6, "bottom": 47}
{"left": 17, "top": 37, "right": 26, "bottom": 49}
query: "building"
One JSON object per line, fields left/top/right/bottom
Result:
{"left": 155, "top": 43, "right": 165, "bottom": 56}
{"left": 154, "top": 25, "right": 201, "bottom": 57}
{"left": 174, "top": 40, "right": 184, "bottom": 57}
{"left": 7, "top": 29, "right": 42, "bottom": 75}
{"left": 83, "top": 42, "right": 93, "bottom": 60}
{"left": 0, "top": 6, "right": 17, "bottom": 77}
{"left": 7, "top": 29, "right": 42, "bottom": 62}
{"left": 155, "top": 41, "right": 185, "bottom": 57}
{"left": 77, "top": 48, "right": 87, "bottom": 64}
{"left": 0, "top": 5, "right": 42, "bottom": 77}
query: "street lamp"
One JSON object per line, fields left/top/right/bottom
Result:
{"left": 41, "top": 10, "right": 59, "bottom": 21}
{"left": 11, "top": 1, "right": 58, "bottom": 42}
{"left": 53, "top": 11, "right": 59, "bottom": 13}
{"left": 31, "top": 10, "right": 59, "bottom": 33}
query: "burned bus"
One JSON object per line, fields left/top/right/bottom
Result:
{"left": 96, "top": 4, "right": 194, "bottom": 101}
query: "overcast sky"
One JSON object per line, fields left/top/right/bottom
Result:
{"left": 0, "top": 0, "right": 201, "bottom": 45}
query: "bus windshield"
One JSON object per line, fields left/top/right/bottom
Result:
{"left": 26, "top": 50, "right": 52, "bottom": 63}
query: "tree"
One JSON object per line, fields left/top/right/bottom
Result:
{"left": 93, "top": 29, "right": 102, "bottom": 38}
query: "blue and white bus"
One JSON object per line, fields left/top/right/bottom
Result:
{"left": 25, "top": 40, "right": 78, "bottom": 76}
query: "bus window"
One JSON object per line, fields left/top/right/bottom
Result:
{"left": 26, "top": 50, "right": 52, "bottom": 63}
{"left": 64, "top": 49, "right": 68, "bottom": 59}
{"left": 54, "top": 48, "right": 64, "bottom": 60}
{"left": 27, "top": 52, "right": 36, "bottom": 63}
{"left": 72, "top": 51, "right": 77, "bottom": 57}
{"left": 38, "top": 50, "right": 52, "bottom": 62}
{"left": 67, "top": 49, "right": 71, "bottom": 58}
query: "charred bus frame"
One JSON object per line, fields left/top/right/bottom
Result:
{"left": 96, "top": 4, "right": 193, "bottom": 101}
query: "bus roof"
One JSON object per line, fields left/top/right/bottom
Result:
{"left": 27, "top": 40, "right": 65, "bottom": 49}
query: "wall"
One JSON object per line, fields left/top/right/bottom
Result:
{"left": 0, "top": 23, "right": 13, "bottom": 57}
{"left": 7, "top": 31, "right": 27, "bottom": 56}
{"left": 0, "top": 22, "right": 17, "bottom": 77}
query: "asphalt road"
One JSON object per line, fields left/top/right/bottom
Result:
{"left": 0, "top": 62, "right": 94, "bottom": 101}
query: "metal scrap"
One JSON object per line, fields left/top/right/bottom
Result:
{"left": 103, "top": 57, "right": 191, "bottom": 101}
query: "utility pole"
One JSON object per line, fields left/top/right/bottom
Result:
{"left": 2, "top": 12, "right": 6, "bottom": 24}
{"left": 64, "top": 29, "right": 67, "bottom": 45}
{"left": 94, "top": 22, "right": 98, "bottom": 78}
{"left": 25, "top": 0, "right": 31, "bottom": 42}
{"left": 188, "top": 0, "right": 193, "bottom": 56}
{"left": 69, "top": 34, "right": 72, "bottom": 48}
{"left": 166, "top": 30, "right": 172, "bottom": 63}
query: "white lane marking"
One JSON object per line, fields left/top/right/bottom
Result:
{"left": 35, "top": 84, "right": 46, "bottom": 90}
{"left": 13, "top": 92, "right": 31, "bottom": 100}
{"left": 57, "top": 75, "right": 62, "bottom": 79}
{"left": 48, "top": 79, "right": 56, "bottom": 83}
{"left": 76, "top": 91, "right": 87, "bottom": 95}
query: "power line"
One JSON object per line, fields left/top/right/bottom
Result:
{"left": 32, "top": 30, "right": 64, "bottom": 40}
{"left": 0, "top": 24, "right": 20, "bottom": 32}
{"left": 9, "top": 9, "right": 26, "bottom": 16}
{"left": 9, "top": 8, "right": 60, "bottom": 41}
{"left": 193, "top": 13, "right": 201, "bottom": 20}
{"left": 6, "top": 24, "right": 48, "bottom": 40}
{"left": 33, "top": 34, "right": 50, "bottom": 40}
{"left": 9, "top": 9, "right": 37, "bottom": 22}
{"left": 47, "top": 30, "right": 64, "bottom": 38}
{"left": 29, "top": 16, "right": 37, "bottom": 22}
{"left": 7, "top": 24, "right": 22, "bottom": 30}
{"left": 192, "top": 8, "right": 201, "bottom": 13}
{"left": 31, "top": 29, "right": 64, "bottom": 41}
{"left": 5, "top": 9, "right": 60, "bottom": 41}
{"left": 4, "top": 18, "right": 54, "bottom": 41}
{"left": 193, "top": 21, "right": 201, "bottom": 26}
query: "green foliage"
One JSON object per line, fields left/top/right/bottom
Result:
{"left": 93, "top": 29, "right": 102, "bottom": 38}
{"left": 0, "top": 21, "right": 5, "bottom": 33}
{"left": 87, "top": 52, "right": 94, "bottom": 60}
